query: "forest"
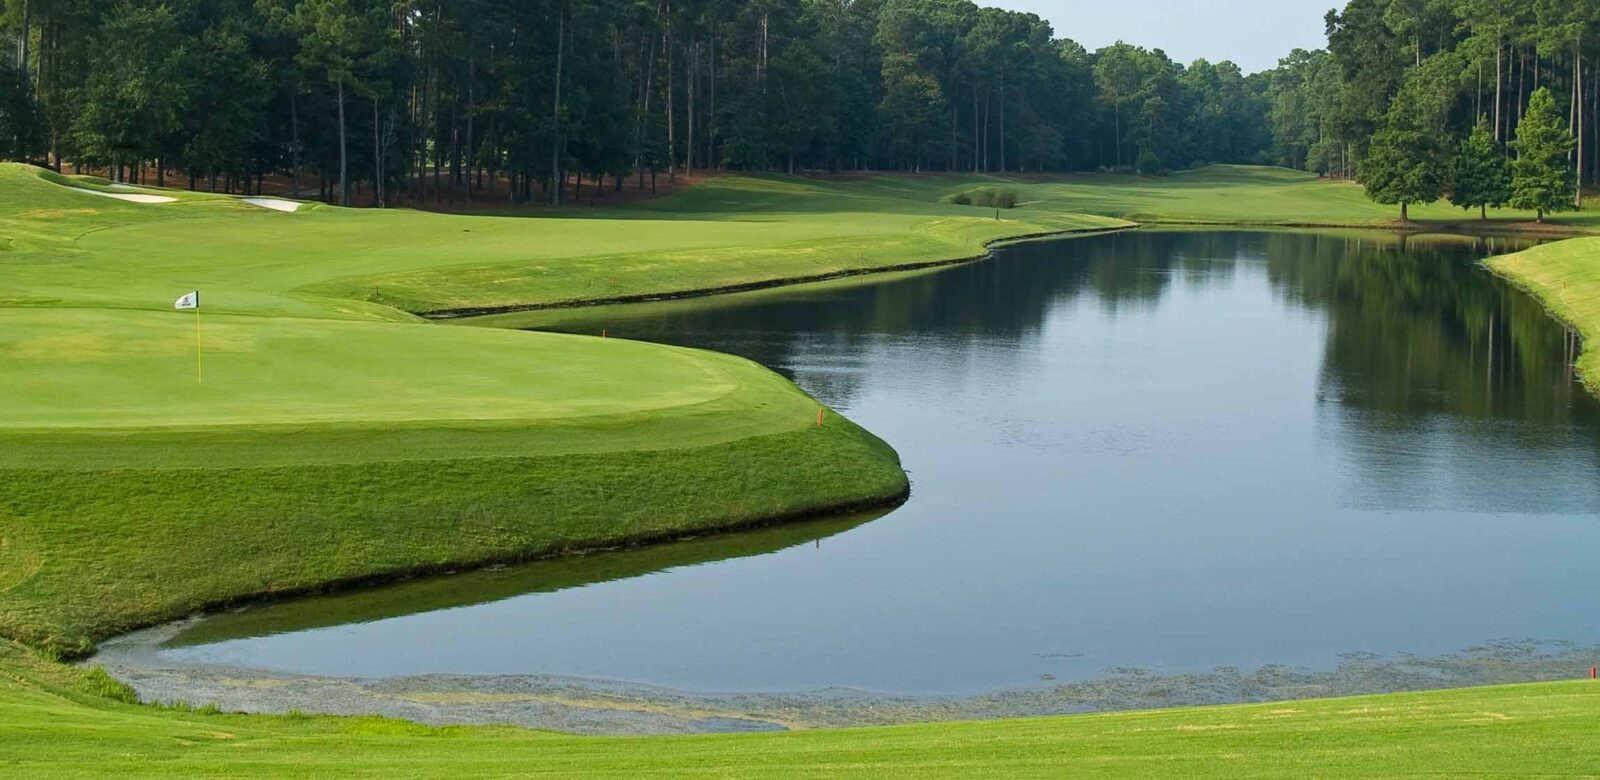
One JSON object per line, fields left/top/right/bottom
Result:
{"left": 0, "top": 0, "right": 1592, "bottom": 217}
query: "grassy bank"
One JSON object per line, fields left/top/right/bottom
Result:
{"left": 3, "top": 640, "right": 1598, "bottom": 778}
{"left": 4, "top": 162, "right": 970, "bottom": 655}
{"left": 1487, "top": 239, "right": 1600, "bottom": 391}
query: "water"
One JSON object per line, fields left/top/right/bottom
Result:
{"left": 145, "top": 230, "right": 1600, "bottom": 695}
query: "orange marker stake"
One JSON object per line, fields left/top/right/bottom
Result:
{"left": 601, "top": 329, "right": 607, "bottom": 338}
{"left": 817, "top": 408, "right": 824, "bottom": 427}
{"left": 1591, "top": 666, "right": 1597, "bottom": 679}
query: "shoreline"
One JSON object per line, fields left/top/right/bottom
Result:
{"left": 420, "top": 225, "right": 1135, "bottom": 320}
{"left": 422, "top": 218, "right": 1577, "bottom": 322}
{"left": 1483, "top": 244, "right": 1598, "bottom": 396}
{"left": 55, "top": 481, "right": 908, "bottom": 663}
{"left": 92, "top": 627, "right": 1599, "bottom": 735}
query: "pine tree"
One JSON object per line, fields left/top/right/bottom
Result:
{"left": 1510, "top": 88, "right": 1577, "bottom": 223}
{"left": 1450, "top": 115, "right": 1511, "bottom": 220}
{"left": 1358, "top": 80, "right": 1446, "bottom": 221}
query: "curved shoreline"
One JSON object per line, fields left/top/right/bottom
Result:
{"left": 93, "top": 628, "right": 1599, "bottom": 735}
{"left": 63, "top": 482, "right": 908, "bottom": 663}
{"left": 1483, "top": 242, "right": 1598, "bottom": 396}
{"left": 421, "top": 218, "right": 1588, "bottom": 322}
{"left": 419, "top": 225, "right": 1135, "bottom": 320}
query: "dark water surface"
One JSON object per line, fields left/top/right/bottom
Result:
{"left": 149, "top": 230, "right": 1600, "bottom": 695}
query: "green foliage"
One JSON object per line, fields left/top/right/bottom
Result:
{"left": 1358, "top": 77, "right": 1448, "bottom": 218}
{"left": 12, "top": 0, "right": 1280, "bottom": 189}
{"left": 1451, "top": 116, "right": 1511, "bottom": 217}
{"left": 76, "top": 667, "right": 139, "bottom": 705}
{"left": 1136, "top": 149, "right": 1164, "bottom": 175}
{"left": 947, "top": 186, "right": 1018, "bottom": 208}
{"left": 71, "top": 2, "right": 190, "bottom": 170}
{"left": 1510, "top": 88, "right": 1578, "bottom": 221}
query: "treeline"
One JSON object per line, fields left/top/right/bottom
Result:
{"left": 0, "top": 0, "right": 1276, "bottom": 206}
{"left": 1261, "top": 0, "right": 1594, "bottom": 221}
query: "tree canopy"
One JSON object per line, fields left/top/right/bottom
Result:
{"left": 2, "top": 0, "right": 1283, "bottom": 204}
{"left": 4, "top": 0, "right": 1589, "bottom": 217}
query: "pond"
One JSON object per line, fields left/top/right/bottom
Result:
{"left": 116, "top": 229, "right": 1600, "bottom": 699}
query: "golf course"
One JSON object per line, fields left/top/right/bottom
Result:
{"left": 6, "top": 160, "right": 1600, "bottom": 773}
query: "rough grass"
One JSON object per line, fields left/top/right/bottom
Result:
{"left": 2, "top": 639, "right": 1598, "bottom": 778}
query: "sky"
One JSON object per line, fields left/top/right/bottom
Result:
{"left": 990, "top": 0, "right": 1334, "bottom": 74}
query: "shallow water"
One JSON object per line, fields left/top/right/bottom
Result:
{"left": 141, "top": 230, "right": 1600, "bottom": 696}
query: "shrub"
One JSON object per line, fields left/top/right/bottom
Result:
{"left": 1136, "top": 150, "right": 1164, "bottom": 175}
{"left": 949, "top": 186, "right": 1020, "bottom": 209}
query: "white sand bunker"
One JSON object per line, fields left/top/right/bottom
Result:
{"left": 69, "top": 187, "right": 176, "bottom": 204}
{"left": 240, "top": 197, "right": 302, "bottom": 213}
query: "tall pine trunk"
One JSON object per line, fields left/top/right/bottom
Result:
{"left": 290, "top": 87, "right": 302, "bottom": 198}
{"left": 336, "top": 75, "right": 348, "bottom": 206}
{"left": 998, "top": 75, "right": 1006, "bottom": 174}
{"left": 1577, "top": 39, "right": 1585, "bottom": 208}
{"left": 373, "top": 96, "right": 384, "bottom": 208}
{"left": 550, "top": 1, "right": 565, "bottom": 205}
{"left": 665, "top": 4, "right": 675, "bottom": 181}
{"left": 1494, "top": 30, "right": 1503, "bottom": 141}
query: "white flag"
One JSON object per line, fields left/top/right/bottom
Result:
{"left": 174, "top": 291, "right": 199, "bottom": 310}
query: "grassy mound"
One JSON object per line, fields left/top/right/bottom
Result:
{"left": 3, "top": 638, "right": 1599, "bottom": 777}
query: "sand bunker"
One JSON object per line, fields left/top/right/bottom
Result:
{"left": 241, "top": 197, "right": 302, "bottom": 213}
{"left": 66, "top": 187, "right": 176, "bottom": 204}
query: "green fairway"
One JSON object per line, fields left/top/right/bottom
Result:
{"left": 911, "top": 165, "right": 1600, "bottom": 229}
{"left": 3, "top": 639, "right": 1598, "bottom": 778}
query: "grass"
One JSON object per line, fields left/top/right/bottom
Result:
{"left": 1487, "top": 238, "right": 1600, "bottom": 391}
{"left": 908, "top": 164, "right": 1600, "bottom": 228}
{"left": 3, "top": 639, "right": 1599, "bottom": 778}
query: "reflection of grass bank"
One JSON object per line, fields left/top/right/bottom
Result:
{"left": 157, "top": 510, "right": 885, "bottom": 648}
{"left": 10, "top": 638, "right": 1600, "bottom": 775}
{"left": 1488, "top": 239, "right": 1600, "bottom": 394}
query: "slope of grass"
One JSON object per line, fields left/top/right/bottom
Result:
{"left": 1487, "top": 238, "right": 1600, "bottom": 391}
{"left": 3, "top": 639, "right": 1598, "bottom": 778}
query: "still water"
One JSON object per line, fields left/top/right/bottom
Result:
{"left": 149, "top": 230, "right": 1600, "bottom": 695}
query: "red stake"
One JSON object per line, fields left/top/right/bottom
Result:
{"left": 1591, "top": 666, "right": 1597, "bottom": 680}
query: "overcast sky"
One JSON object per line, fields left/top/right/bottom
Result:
{"left": 990, "top": 0, "right": 1335, "bottom": 74}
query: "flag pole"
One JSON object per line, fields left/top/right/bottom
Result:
{"left": 196, "top": 298, "right": 202, "bottom": 384}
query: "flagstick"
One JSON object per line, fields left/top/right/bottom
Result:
{"left": 196, "top": 305, "right": 203, "bottom": 384}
